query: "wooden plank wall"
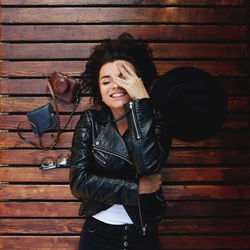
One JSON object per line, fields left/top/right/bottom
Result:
{"left": 0, "top": 0, "right": 249, "bottom": 249}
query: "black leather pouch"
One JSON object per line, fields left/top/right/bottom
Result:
{"left": 26, "top": 103, "right": 57, "bottom": 135}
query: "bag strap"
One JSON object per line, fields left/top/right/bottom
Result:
{"left": 46, "top": 78, "right": 81, "bottom": 133}
{"left": 46, "top": 79, "right": 61, "bottom": 147}
{"left": 17, "top": 121, "right": 45, "bottom": 149}
{"left": 17, "top": 79, "right": 81, "bottom": 150}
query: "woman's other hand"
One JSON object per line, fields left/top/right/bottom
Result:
{"left": 138, "top": 173, "right": 162, "bottom": 194}
{"left": 114, "top": 62, "right": 150, "bottom": 100}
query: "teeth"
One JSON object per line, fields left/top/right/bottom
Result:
{"left": 112, "top": 93, "right": 125, "bottom": 98}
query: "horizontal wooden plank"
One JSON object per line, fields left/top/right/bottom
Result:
{"left": 1, "top": 77, "right": 249, "bottom": 95}
{"left": 0, "top": 114, "right": 248, "bottom": 131}
{"left": 0, "top": 79, "right": 48, "bottom": 94}
{"left": 1, "top": 61, "right": 84, "bottom": 77}
{"left": 1, "top": 184, "right": 250, "bottom": 200}
{"left": 1, "top": 43, "right": 248, "bottom": 60}
{"left": 0, "top": 184, "right": 74, "bottom": 200}
{"left": 1, "top": 25, "right": 246, "bottom": 41}
{"left": 0, "top": 96, "right": 94, "bottom": 112}
{"left": 222, "top": 114, "right": 249, "bottom": 129}
{"left": 0, "top": 236, "right": 79, "bottom": 250}
{"left": 1, "top": 166, "right": 249, "bottom": 183}
{"left": 0, "top": 96, "right": 245, "bottom": 113}
{"left": 1, "top": 148, "right": 249, "bottom": 165}
{"left": 162, "top": 167, "right": 250, "bottom": 183}
{"left": 227, "top": 96, "right": 248, "bottom": 112}
{"left": 0, "top": 167, "right": 71, "bottom": 182}
{"left": 2, "top": 8, "right": 247, "bottom": 24}
{"left": 0, "top": 0, "right": 246, "bottom": 6}
{"left": 0, "top": 115, "right": 81, "bottom": 130}
{"left": 1, "top": 235, "right": 250, "bottom": 250}
{"left": 2, "top": 130, "right": 249, "bottom": 148}
{"left": 172, "top": 131, "right": 250, "bottom": 147}
{"left": 160, "top": 217, "right": 250, "bottom": 233}
{"left": 2, "top": 200, "right": 249, "bottom": 217}
{"left": 164, "top": 185, "right": 250, "bottom": 200}
{"left": 165, "top": 200, "right": 250, "bottom": 217}
{"left": 159, "top": 235, "right": 250, "bottom": 249}
{"left": 0, "top": 132, "right": 74, "bottom": 148}
{"left": 0, "top": 202, "right": 80, "bottom": 218}
{"left": 1, "top": 61, "right": 248, "bottom": 77}
{"left": 1, "top": 218, "right": 249, "bottom": 234}
{"left": 221, "top": 77, "right": 250, "bottom": 95}
{"left": 0, "top": 219, "right": 83, "bottom": 234}
{"left": 0, "top": 150, "right": 70, "bottom": 165}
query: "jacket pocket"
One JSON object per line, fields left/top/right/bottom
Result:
{"left": 92, "top": 149, "right": 107, "bottom": 166}
{"left": 82, "top": 217, "right": 103, "bottom": 235}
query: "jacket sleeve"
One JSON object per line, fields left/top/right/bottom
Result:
{"left": 124, "top": 98, "right": 172, "bottom": 176}
{"left": 69, "top": 110, "right": 138, "bottom": 205}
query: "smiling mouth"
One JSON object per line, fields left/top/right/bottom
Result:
{"left": 111, "top": 93, "right": 127, "bottom": 98}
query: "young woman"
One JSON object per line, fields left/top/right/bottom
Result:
{"left": 69, "top": 33, "right": 172, "bottom": 250}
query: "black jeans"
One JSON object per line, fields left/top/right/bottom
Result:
{"left": 79, "top": 216, "right": 160, "bottom": 250}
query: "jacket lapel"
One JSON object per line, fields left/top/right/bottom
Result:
{"left": 93, "top": 121, "right": 131, "bottom": 161}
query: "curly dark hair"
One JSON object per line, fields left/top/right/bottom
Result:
{"left": 81, "top": 33, "right": 157, "bottom": 105}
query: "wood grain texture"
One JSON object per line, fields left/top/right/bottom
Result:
{"left": 0, "top": 114, "right": 249, "bottom": 132}
{"left": 0, "top": 96, "right": 246, "bottom": 113}
{"left": 1, "top": 148, "right": 249, "bottom": 165}
{"left": 2, "top": 8, "right": 247, "bottom": 24}
{"left": 1, "top": 218, "right": 249, "bottom": 234}
{"left": 1, "top": 25, "right": 246, "bottom": 41}
{"left": 1, "top": 61, "right": 248, "bottom": 77}
{"left": 1, "top": 77, "right": 249, "bottom": 95}
{"left": 0, "top": 115, "right": 81, "bottom": 130}
{"left": 0, "top": 236, "right": 79, "bottom": 250}
{"left": 2, "top": 43, "right": 247, "bottom": 59}
{"left": 1, "top": 184, "right": 250, "bottom": 200}
{"left": 1, "top": 200, "right": 249, "bottom": 217}
{"left": 0, "top": 202, "right": 80, "bottom": 218}
{"left": 1, "top": 131, "right": 249, "bottom": 148}
{"left": 0, "top": 114, "right": 248, "bottom": 130}
{"left": 0, "top": 96, "right": 94, "bottom": 112}
{"left": 1, "top": 166, "right": 249, "bottom": 183}
{"left": 0, "top": 0, "right": 246, "bottom": 6}
{"left": 0, "top": 3, "right": 249, "bottom": 250}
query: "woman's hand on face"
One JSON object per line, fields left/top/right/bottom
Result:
{"left": 138, "top": 173, "right": 162, "bottom": 194}
{"left": 114, "top": 62, "right": 150, "bottom": 100}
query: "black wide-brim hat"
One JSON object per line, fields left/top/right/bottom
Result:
{"left": 151, "top": 67, "right": 227, "bottom": 142}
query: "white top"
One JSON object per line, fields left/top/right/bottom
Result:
{"left": 92, "top": 204, "right": 133, "bottom": 225}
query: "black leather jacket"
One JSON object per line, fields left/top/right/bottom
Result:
{"left": 70, "top": 98, "right": 171, "bottom": 234}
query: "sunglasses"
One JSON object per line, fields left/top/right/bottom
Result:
{"left": 40, "top": 153, "right": 70, "bottom": 170}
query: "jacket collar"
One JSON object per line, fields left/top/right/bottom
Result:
{"left": 91, "top": 103, "right": 113, "bottom": 123}
{"left": 91, "top": 104, "right": 132, "bottom": 164}
{"left": 93, "top": 122, "right": 131, "bottom": 160}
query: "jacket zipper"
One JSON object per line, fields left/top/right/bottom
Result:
{"left": 129, "top": 102, "right": 141, "bottom": 139}
{"left": 92, "top": 146, "right": 133, "bottom": 166}
{"left": 138, "top": 195, "right": 147, "bottom": 236}
{"left": 92, "top": 150, "right": 107, "bottom": 165}
{"left": 91, "top": 105, "right": 146, "bottom": 234}
{"left": 129, "top": 102, "right": 146, "bottom": 234}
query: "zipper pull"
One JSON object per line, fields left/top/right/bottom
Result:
{"left": 142, "top": 224, "right": 147, "bottom": 236}
{"left": 129, "top": 101, "right": 141, "bottom": 139}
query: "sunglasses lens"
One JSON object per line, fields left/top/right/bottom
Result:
{"left": 57, "top": 153, "right": 70, "bottom": 167}
{"left": 40, "top": 157, "right": 55, "bottom": 170}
